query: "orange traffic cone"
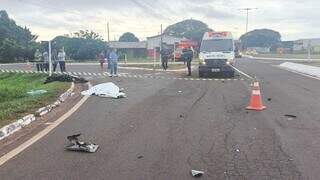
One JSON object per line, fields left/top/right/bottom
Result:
{"left": 246, "top": 81, "right": 266, "bottom": 111}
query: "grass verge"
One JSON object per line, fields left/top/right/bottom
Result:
{"left": 0, "top": 73, "right": 70, "bottom": 127}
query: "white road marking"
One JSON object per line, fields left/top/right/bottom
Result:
{"left": 0, "top": 83, "right": 91, "bottom": 167}
{"left": 229, "top": 65, "right": 254, "bottom": 80}
{"left": 0, "top": 69, "right": 248, "bottom": 82}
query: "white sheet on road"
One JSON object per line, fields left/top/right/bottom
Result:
{"left": 279, "top": 62, "right": 320, "bottom": 78}
{"left": 81, "top": 82, "right": 125, "bottom": 98}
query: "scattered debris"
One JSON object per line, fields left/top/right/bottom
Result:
{"left": 285, "top": 114, "right": 297, "bottom": 120}
{"left": 221, "top": 80, "right": 225, "bottom": 83}
{"left": 236, "top": 149, "right": 240, "bottom": 152}
{"left": 246, "top": 111, "right": 249, "bottom": 114}
{"left": 284, "top": 114, "right": 297, "bottom": 118}
{"left": 267, "top": 98, "right": 272, "bottom": 101}
{"left": 191, "top": 170, "right": 204, "bottom": 177}
{"left": 137, "top": 155, "right": 144, "bottom": 159}
{"left": 81, "top": 82, "right": 126, "bottom": 99}
{"left": 27, "top": 89, "right": 47, "bottom": 96}
{"left": 44, "top": 74, "right": 88, "bottom": 84}
{"left": 179, "top": 114, "right": 184, "bottom": 118}
{"left": 65, "top": 134, "right": 99, "bottom": 153}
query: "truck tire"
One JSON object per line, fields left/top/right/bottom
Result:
{"left": 199, "top": 70, "right": 204, "bottom": 78}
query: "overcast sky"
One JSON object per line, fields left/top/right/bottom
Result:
{"left": 1, "top": 0, "right": 319, "bottom": 41}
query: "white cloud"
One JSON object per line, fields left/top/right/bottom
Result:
{"left": 1, "top": 0, "right": 319, "bottom": 41}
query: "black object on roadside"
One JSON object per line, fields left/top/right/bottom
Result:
{"left": 191, "top": 170, "right": 204, "bottom": 177}
{"left": 137, "top": 155, "right": 144, "bottom": 159}
{"left": 65, "top": 134, "right": 99, "bottom": 153}
{"left": 44, "top": 74, "right": 88, "bottom": 84}
{"left": 267, "top": 98, "right": 272, "bottom": 101}
{"left": 284, "top": 114, "right": 297, "bottom": 118}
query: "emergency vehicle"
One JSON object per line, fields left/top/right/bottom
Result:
{"left": 199, "top": 31, "right": 235, "bottom": 78}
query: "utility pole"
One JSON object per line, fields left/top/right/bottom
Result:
{"left": 160, "top": 24, "right": 163, "bottom": 62}
{"left": 107, "top": 22, "right": 110, "bottom": 42}
{"left": 239, "top": 8, "right": 257, "bottom": 33}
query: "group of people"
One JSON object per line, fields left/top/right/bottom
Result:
{"left": 98, "top": 47, "right": 193, "bottom": 77}
{"left": 34, "top": 48, "right": 66, "bottom": 72}
{"left": 160, "top": 46, "right": 194, "bottom": 76}
{"left": 98, "top": 49, "right": 119, "bottom": 77}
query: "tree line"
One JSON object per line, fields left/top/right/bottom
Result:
{"left": 0, "top": 10, "right": 108, "bottom": 63}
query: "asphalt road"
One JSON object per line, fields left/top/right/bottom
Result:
{"left": 0, "top": 58, "right": 320, "bottom": 179}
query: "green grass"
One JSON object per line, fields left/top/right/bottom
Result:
{"left": 253, "top": 53, "right": 320, "bottom": 59}
{"left": 0, "top": 73, "right": 69, "bottom": 127}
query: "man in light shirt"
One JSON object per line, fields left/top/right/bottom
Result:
{"left": 58, "top": 48, "right": 66, "bottom": 72}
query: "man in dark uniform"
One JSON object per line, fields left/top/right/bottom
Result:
{"left": 160, "top": 46, "right": 171, "bottom": 70}
{"left": 182, "top": 47, "right": 193, "bottom": 76}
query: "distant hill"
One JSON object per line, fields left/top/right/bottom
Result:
{"left": 164, "top": 19, "right": 213, "bottom": 44}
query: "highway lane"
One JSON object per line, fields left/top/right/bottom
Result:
{"left": 237, "top": 58, "right": 320, "bottom": 180}
{"left": 0, "top": 58, "right": 319, "bottom": 179}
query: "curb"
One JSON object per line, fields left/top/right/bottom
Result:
{"left": 244, "top": 55, "right": 320, "bottom": 61}
{"left": 0, "top": 82, "right": 75, "bottom": 141}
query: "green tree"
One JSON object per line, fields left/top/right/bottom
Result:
{"left": 163, "top": 19, "right": 212, "bottom": 44}
{"left": 119, "top": 32, "right": 139, "bottom": 42}
{"left": 240, "top": 29, "right": 281, "bottom": 50}
{"left": 0, "top": 10, "right": 38, "bottom": 62}
{"left": 52, "top": 30, "right": 107, "bottom": 60}
{"left": 73, "top": 30, "right": 103, "bottom": 40}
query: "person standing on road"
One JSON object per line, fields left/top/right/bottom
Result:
{"left": 34, "top": 49, "right": 43, "bottom": 71}
{"left": 98, "top": 52, "right": 105, "bottom": 71}
{"left": 160, "top": 47, "right": 171, "bottom": 70}
{"left": 42, "top": 51, "right": 49, "bottom": 72}
{"left": 182, "top": 47, "right": 193, "bottom": 76}
{"left": 109, "top": 49, "right": 118, "bottom": 77}
{"left": 52, "top": 49, "right": 58, "bottom": 72}
{"left": 58, "top": 48, "right": 66, "bottom": 72}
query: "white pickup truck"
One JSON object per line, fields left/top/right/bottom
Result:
{"left": 199, "top": 31, "right": 235, "bottom": 78}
